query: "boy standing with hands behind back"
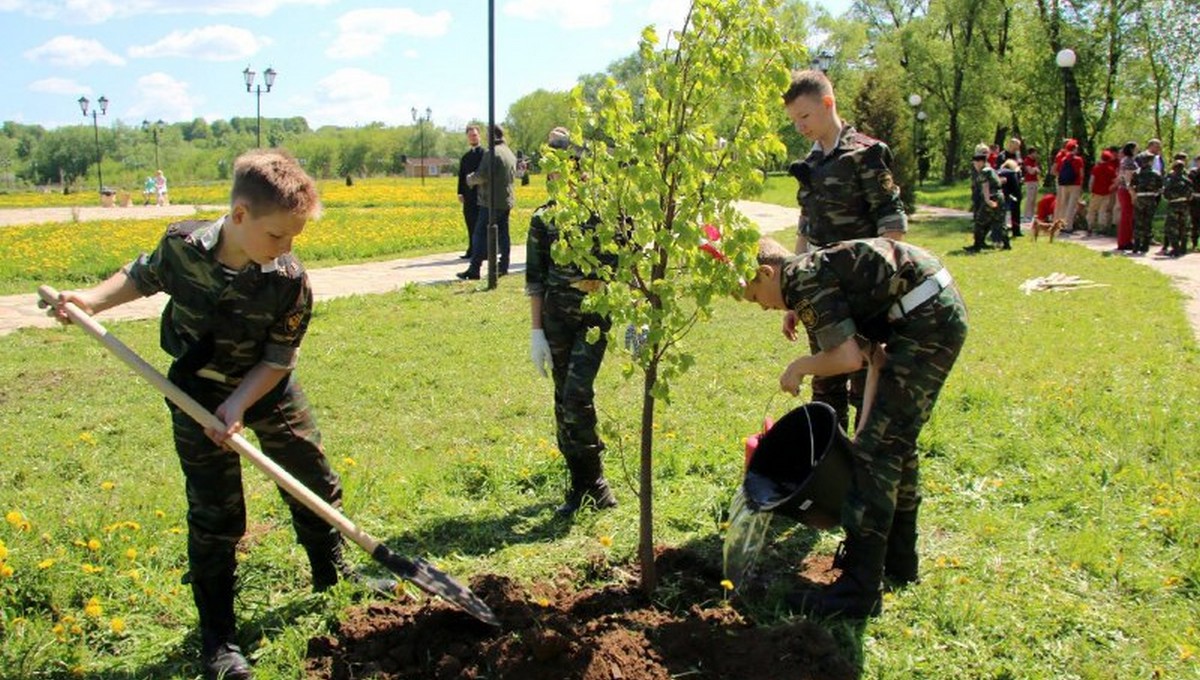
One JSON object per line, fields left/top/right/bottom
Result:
{"left": 47, "top": 150, "right": 394, "bottom": 680}
{"left": 782, "top": 68, "right": 908, "bottom": 434}
{"left": 738, "top": 236, "right": 968, "bottom": 619}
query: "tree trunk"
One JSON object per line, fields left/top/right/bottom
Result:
{"left": 638, "top": 359, "right": 658, "bottom": 595}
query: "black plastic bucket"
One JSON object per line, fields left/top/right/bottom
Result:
{"left": 742, "top": 402, "right": 852, "bottom": 529}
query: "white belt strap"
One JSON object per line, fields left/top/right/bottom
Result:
{"left": 888, "top": 269, "right": 953, "bottom": 322}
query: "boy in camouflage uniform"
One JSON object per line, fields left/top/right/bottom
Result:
{"left": 48, "top": 150, "right": 394, "bottom": 680}
{"left": 966, "top": 144, "right": 1010, "bottom": 252}
{"left": 526, "top": 127, "right": 618, "bottom": 516}
{"left": 1131, "top": 151, "right": 1163, "bottom": 254}
{"left": 1161, "top": 156, "right": 1194, "bottom": 257}
{"left": 782, "top": 69, "right": 908, "bottom": 434}
{"left": 1189, "top": 154, "right": 1200, "bottom": 250}
{"left": 739, "top": 236, "right": 968, "bottom": 619}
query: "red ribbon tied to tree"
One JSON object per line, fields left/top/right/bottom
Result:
{"left": 699, "top": 223, "right": 729, "bottom": 262}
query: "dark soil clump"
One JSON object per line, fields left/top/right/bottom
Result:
{"left": 305, "top": 548, "right": 857, "bottom": 680}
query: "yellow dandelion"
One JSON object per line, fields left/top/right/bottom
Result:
{"left": 109, "top": 618, "right": 126, "bottom": 634}
{"left": 100, "top": 480, "right": 115, "bottom": 491}
{"left": 81, "top": 563, "right": 104, "bottom": 574}
{"left": 83, "top": 597, "right": 102, "bottom": 618}
{"left": 6, "top": 510, "right": 30, "bottom": 531}
{"left": 0, "top": 541, "right": 7, "bottom": 561}
{"left": 169, "top": 526, "right": 183, "bottom": 534}
{"left": 1180, "top": 645, "right": 1195, "bottom": 661}
{"left": 38, "top": 559, "right": 56, "bottom": 569}
{"left": 342, "top": 456, "right": 357, "bottom": 467}
{"left": 87, "top": 538, "right": 101, "bottom": 552}
{"left": 154, "top": 510, "right": 165, "bottom": 519}
{"left": 125, "top": 569, "right": 141, "bottom": 581}
{"left": 79, "top": 432, "right": 96, "bottom": 445}
{"left": 124, "top": 548, "right": 137, "bottom": 560}
{"left": 1152, "top": 508, "right": 1173, "bottom": 518}
{"left": 598, "top": 535, "right": 613, "bottom": 548}
{"left": 69, "top": 624, "right": 83, "bottom": 635}
{"left": 52, "top": 623, "right": 66, "bottom": 638}
{"left": 0, "top": 564, "right": 14, "bottom": 579}
{"left": 536, "top": 597, "right": 550, "bottom": 607}
{"left": 720, "top": 579, "right": 734, "bottom": 591}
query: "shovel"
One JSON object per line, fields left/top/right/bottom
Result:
{"left": 37, "top": 285, "right": 499, "bottom": 627}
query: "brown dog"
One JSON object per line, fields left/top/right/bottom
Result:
{"left": 1031, "top": 217, "right": 1066, "bottom": 242}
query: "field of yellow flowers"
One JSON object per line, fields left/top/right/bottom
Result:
{"left": 0, "top": 177, "right": 544, "bottom": 295}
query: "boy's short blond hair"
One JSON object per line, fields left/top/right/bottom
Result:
{"left": 756, "top": 236, "right": 793, "bottom": 267}
{"left": 783, "top": 69, "right": 833, "bottom": 104}
{"left": 231, "top": 149, "right": 321, "bottom": 219}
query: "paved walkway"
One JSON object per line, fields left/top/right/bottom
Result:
{"left": 2, "top": 201, "right": 1198, "bottom": 341}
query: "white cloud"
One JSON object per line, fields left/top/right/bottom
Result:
{"left": 640, "top": 0, "right": 692, "bottom": 34}
{"left": 29, "top": 77, "right": 90, "bottom": 95}
{"left": 24, "top": 35, "right": 126, "bottom": 67}
{"left": 124, "top": 72, "right": 200, "bottom": 122}
{"left": 1, "top": 0, "right": 332, "bottom": 22}
{"left": 503, "top": 0, "right": 613, "bottom": 29}
{"left": 307, "top": 67, "right": 397, "bottom": 126}
{"left": 325, "top": 8, "right": 452, "bottom": 59}
{"left": 128, "top": 25, "right": 270, "bottom": 61}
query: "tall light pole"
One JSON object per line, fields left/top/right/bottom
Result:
{"left": 78, "top": 95, "right": 109, "bottom": 194}
{"left": 411, "top": 106, "right": 432, "bottom": 185}
{"left": 142, "top": 119, "right": 164, "bottom": 169}
{"left": 907, "top": 93, "right": 922, "bottom": 152}
{"left": 916, "top": 110, "right": 928, "bottom": 187}
{"left": 1056, "top": 48, "right": 1076, "bottom": 144}
{"left": 242, "top": 65, "right": 277, "bottom": 148}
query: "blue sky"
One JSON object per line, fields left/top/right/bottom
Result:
{"left": 1, "top": 0, "right": 850, "bottom": 131}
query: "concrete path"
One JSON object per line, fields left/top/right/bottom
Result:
{"left": 2, "top": 200, "right": 1198, "bottom": 341}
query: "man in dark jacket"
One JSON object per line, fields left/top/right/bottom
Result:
{"left": 456, "top": 125, "right": 484, "bottom": 259}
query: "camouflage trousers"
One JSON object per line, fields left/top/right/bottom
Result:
{"left": 1163, "top": 202, "right": 1191, "bottom": 253}
{"left": 973, "top": 205, "right": 1007, "bottom": 247}
{"left": 1133, "top": 196, "right": 1160, "bottom": 251}
{"left": 807, "top": 323, "right": 865, "bottom": 433}
{"left": 1190, "top": 198, "right": 1200, "bottom": 246}
{"left": 843, "top": 286, "right": 968, "bottom": 544}
{"left": 167, "top": 367, "right": 342, "bottom": 582}
{"left": 542, "top": 288, "right": 610, "bottom": 479}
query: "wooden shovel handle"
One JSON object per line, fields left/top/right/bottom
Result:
{"left": 36, "top": 285, "right": 381, "bottom": 555}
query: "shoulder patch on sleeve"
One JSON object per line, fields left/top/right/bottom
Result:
{"left": 285, "top": 308, "right": 305, "bottom": 333}
{"left": 796, "top": 299, "right": 819, "bottom": 330}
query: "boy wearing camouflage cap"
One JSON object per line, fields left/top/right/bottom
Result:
{"left": 47, "top": 150, "right": 394, "bottom": 679}
{"left": 1131, "top": 151, "right": 1163, "bottom": 254}
{"left": 739, "top": 236, "right": 968, "bottom": 619}
{"left": 1161, "top": 156, "right": 1193, "bottom": 257}
{"left": 966, "top": 144, "right": 1009, "bottom": 252}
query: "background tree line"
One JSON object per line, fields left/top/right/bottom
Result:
{"left": 0, "top": 0, "right": 1195, "bottom": 195}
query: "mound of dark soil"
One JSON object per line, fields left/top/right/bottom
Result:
{"left": 305, "top": 549, "right": 857, "bottom": 680}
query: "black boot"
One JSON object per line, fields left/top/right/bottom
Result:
{"left": 884, "top": 509, "right": 920, "bottom": 587}
{"left": 191, "top": 575, "right": 252, "bottom": 680}
{"left": 307, "top": 539, "right": 399, "bottom": 597}
{"left": 787, "top": 533, "right": 885, "bottom": 619}
{"left": 556, "top": 476, "right": 617, "bottom": 515}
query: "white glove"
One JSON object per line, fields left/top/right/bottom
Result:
{"left": 530, "top": 329, "right": 551, "bottom": 378}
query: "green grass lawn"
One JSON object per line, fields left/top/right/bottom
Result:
{"left": 1, "top": 207, "right": 1197, "bottom": 677}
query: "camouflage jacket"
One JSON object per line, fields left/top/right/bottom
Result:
{"left": 470, "top": 142, "right": 518, "bottom": 211}
{"left": 1162, "top": 172, "right": 1193, "bottom": 201}
{"left": 792, "top": 125, "right": 908, "bottom": 247}
{"left": 124, "top": 216, "right": 312, "bottom": 379}
{"left": 781, "top": 238, "right": 957, "bottom": 349}
{"left": 1189, "top": 166, "right": 1200, "bottom": 198}
{"left": 1132, "top": 167, "right": 1164, "bottom": 195}
{"left": 525, "top": 202, "right": 615, "bottom": 296}
{"left": 971, "top": 165, "right": 1004, "bottom": 213}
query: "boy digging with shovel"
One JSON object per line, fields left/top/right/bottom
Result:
{"left": 738, "top": 236, "right": 967, "bottom": 619}
{"left": 46, "top": 149, "right": 396, "bottom": 680}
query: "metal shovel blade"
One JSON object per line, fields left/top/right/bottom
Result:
{"left": 372, "top": 544, "right": 499, "bottom": 626}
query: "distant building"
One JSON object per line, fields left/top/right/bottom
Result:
{"left": 405, "top": 157, "right": 453, "bottom": 178}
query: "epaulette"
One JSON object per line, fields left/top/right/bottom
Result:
{"left": 846, "top": 129, "right": 882, "bottom": 148}
{"left": 165, "top": 220, "right": 208, "bottom": 239}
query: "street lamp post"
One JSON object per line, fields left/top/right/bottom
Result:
{"left": 812, "top": 49, "right": 834, "bottom": 73}
{"left": 916, "top": 110, "right": 928, "bottom": 187}
{"left": 242, "top": 66, "right": 277, "bottom": 148}
{"left": 78, "top": 95, "right": 109, "bottom": 194}
{"left": 411, "top": 106, "right": 432, "bottom": 186}
{"left": 907, "top": 93, "right": 922, "bottom": 152}
{"left": 142, "top": 119, "right": 165, "bottom": 169}
{"left": 1056, "top": 48, "right": 1076, "bottom": 143}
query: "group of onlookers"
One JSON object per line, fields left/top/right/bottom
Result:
{"left": 977, "top": 136, "right": 1200, "bottom": 257}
